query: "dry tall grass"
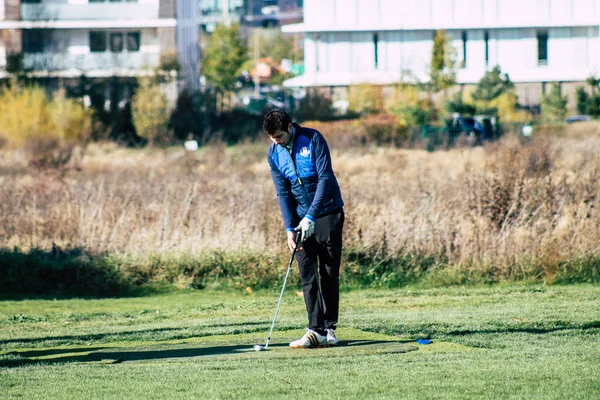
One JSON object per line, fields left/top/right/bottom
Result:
{"left": 1, "top": 124, "right": 599, "bottom": 283}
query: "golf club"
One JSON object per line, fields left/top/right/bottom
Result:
{"left": 254, "top": 231, "right": 301, "bottom": 352}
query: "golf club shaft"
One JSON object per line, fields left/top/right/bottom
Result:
{"left": 264, "top": 231, "right": 300, "bottom": 349}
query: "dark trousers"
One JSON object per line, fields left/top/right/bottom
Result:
{"left": 294, "top": 209, "right": 344, "bottom": 332}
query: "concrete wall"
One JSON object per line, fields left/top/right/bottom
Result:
{"left": 285, "top": 0, "right": 600, "bottom": 88}
{"left": 2, "top": 28, "right": 21, "bottom": 53}
{"left": 302, "top": 26, "right": 600, "bottom": 84}
{"left": 159, "top": 0, "right": 176, "bottom": 19}
{"left": 4, "top": 0, "right": 20, "bottom": 20}
{"left": 158, "top": 27, "right": 176, "bottom": 52}
{"left": 303, "top": 0, "right": 599, "bottom": 30}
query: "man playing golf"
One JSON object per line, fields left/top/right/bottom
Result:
{"left": 263, "top": 108, "right": 345, "bottom": 349}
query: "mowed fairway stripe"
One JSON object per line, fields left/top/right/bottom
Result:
{"left": 3, "top": 329, "right": 425, "bottom": 364}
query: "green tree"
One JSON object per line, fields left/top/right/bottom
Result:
{"left": 392, "top": 103, "right": 436, "bottom": 126}
{"left": 575, "top": 76, "right": 600, "bottom": 117}
{"left": 132, "top": 76, "right": 171, "bottom": 146}
{"left": 576, "top": 87, "right": 591, "bottom": 115}
{"left": 471, "top": 66, "right": 514, "bottom": 103}
{"left": 589, "top": 94, "right": 600, "bottom": 117}
{"left": 386, "top": 84, "right": 437, "bottom": 127}
{"left": 249, "top": 28, "right": 303, "bottom": 64}
{"left": 202, "top": 23, "right": 248, "bottom": 93}
{"left": 586, "top": 76, "right": 600, "bottom": 93}
{"left": 541, "top": 83, "right": 568, "bottom": 122}
{"left": 444, "top": 91, "right": 477, "bottom": 116}
{"left": 429, "top": 30, "right": 457, "bottom": 92}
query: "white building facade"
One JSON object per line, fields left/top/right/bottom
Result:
{"left": 283, "top": 0, "right": 600, "bottom": 103}
{"left": 0, "top": 0, "right": 198, "bottom": 89}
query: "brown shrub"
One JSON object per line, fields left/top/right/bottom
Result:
{"left": 302, "top": 115, "right": 408, "bottom": 149}
{"left": 353, "top": 114, "right": 409, "bottom": 146}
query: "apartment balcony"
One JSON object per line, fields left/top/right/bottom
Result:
{"left": 0, "top": 3, "right": 175, "bottom": 29}
{"left": 23, "top": 51, "right": 160, "bottom": 76}
{"left": 199, "top": 10, "right": 242, "bottom": 25}
{"left": 21, "top": 3, "right": 160, "bottom": 21}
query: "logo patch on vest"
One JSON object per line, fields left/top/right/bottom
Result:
{"left": 299, "top": 147, "right": 310, "bottom": 157}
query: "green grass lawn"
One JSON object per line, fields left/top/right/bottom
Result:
{"left": 1, "top": 285, "right": 599, "bottom": 399}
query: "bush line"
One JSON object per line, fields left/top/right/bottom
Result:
{"left": 1, "top": 247, "right": 598, "bottom": 298}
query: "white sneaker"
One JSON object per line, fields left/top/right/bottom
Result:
{"left": 326, "top": 328, "right": 338, "bottom": 346}
{"left": 289, "top": 329, "right": 328, "bottom": 348}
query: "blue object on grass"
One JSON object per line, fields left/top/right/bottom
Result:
{"left": 416, "top": 339, "right": 432, "bottom": 345}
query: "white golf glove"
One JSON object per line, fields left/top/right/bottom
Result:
{"left": 295, "top": 217, "right": 315, "bottom": 242}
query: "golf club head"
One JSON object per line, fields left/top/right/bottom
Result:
{"left": 254, "top": 344, "right": 267, "bottom": 352}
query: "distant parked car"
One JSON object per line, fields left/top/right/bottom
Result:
{"left": 446, "top": 114, "right": 494, "bottom": 146}
{"left": 565, "top": 115, "right": 593, "bottom": 123}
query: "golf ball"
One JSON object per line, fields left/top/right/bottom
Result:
{"left": 254, "top": 344, "right": 263, "bottom": 352}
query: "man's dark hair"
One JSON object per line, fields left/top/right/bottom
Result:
{"left": 263, "top": 109, "right": 292, "bottom": 135}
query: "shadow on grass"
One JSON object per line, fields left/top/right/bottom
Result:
{"left": 0, "top": 327, "right": 188, "bottom": 345}
{"left": 442, "top": 320, "right": 600, "bottom": 336}
{"left": 341, "top": 339, "right": 415, "bottom": 346}
{"left": 1, "top": 340, "right": 410, "bottom": 368}
{"left": 364, "top": 320, "right": 600, "bottom": 340}
{"left": 0, "top": 321, "right": 270, "bottom": 345}
{"left": 0, "top": 247, "right": 136, "bottom": 299}
{"left": 15, "top": 347, "right": 111, "bottom": 358}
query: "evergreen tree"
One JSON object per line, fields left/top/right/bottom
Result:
{"left": 444, "top": 91, "right": 477, "bottom": 116}
{"left": 586, "top": 76, "right": 600, "bottom": 93}
{"left": 590, "top": 94, "right": 600, "bottom": 117}
{"left": 541, "top": 83, "right": 568, "bottom": 122}
{"left": 575, "top": 77, "right": 600, "bottom": 117}
{"left": 471, "top": 66, "right": 514, "bottom": 103}
{"left": 576, "top": 87, "right": 591, "bottom": 115}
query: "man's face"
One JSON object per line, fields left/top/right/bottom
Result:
{"left": 268, "top": 123, "right": 294, "bottom": 146}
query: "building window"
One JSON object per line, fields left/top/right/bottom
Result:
{"left": 537, "top": 31, "right": 548, "bottom": 66}
{"left": 90, "top": 32, "right": 107, "bottom": 52}
{"left": 484, "top": 31, "right": 489, "bottom": 66}
{"left": 110, "top": 33, "right": 124, "bottom": 52}
{"left": 127, "top": 32, "right": 140, "bottom": 52}
{"left": 461, "top": 31, "right": 467, "bottom": 68}
{"left": 90, "top": 31, "right": 140, "bottom": 53}
{"left": 23, "top": 29, "right": 44, "bottom": 53}
{"left": 373, "top": 33, "right": 379, "bottom": 69}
